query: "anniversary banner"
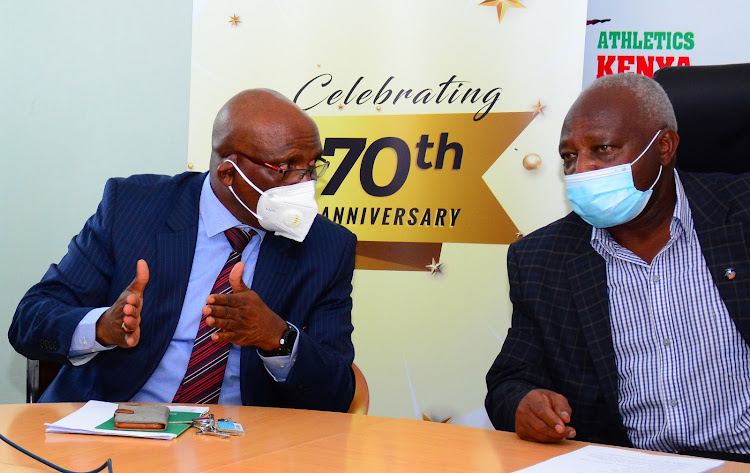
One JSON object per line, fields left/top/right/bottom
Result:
{"left": 189, "top": 0, "right": 586, "bottom": 425}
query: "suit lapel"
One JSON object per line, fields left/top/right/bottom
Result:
{"left": 149, "top": 173, "right": 203, "bottom": 351}
{"left": 681, "top": 172, "right": 750, "bottom": 343}
{"left": 566, "top": 236, "right": 621, "bottom": 414}
{"left": 251, "top": 233, "right": 295, "bottom": 313}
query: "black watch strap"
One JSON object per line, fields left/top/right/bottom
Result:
{"left": 259, "top": 323, "right": 297, "bottom": 357}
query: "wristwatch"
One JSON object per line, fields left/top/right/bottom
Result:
{"left": 259, "top": 322, "right": 297, "bottom": 357}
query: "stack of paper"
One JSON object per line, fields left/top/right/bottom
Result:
{"left": 513, "top": 445, "right": 724, "bottom": 473}
{"left": 45, "top": 400, "right": 209, "bottom": 440}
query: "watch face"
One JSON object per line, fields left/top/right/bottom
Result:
{"left": 280, "top": 325, "right": 297, "bottom": 354}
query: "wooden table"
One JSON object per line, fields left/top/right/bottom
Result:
{"left": 0, "top": 403, "right": 748, "bottom": 473}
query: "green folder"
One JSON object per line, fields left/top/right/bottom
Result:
{"left": 96, "top": 411, "right": 202, "bottom": 437}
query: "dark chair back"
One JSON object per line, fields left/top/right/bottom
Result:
{"left": 653, "top": 63, "right": 750, "bottom": 174}
{"left": 27, "top": 359, "right": 62, "bottom": 403}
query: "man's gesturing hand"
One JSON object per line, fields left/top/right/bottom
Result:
{"left": 515, "top": 389, "right": 576, "bottom": 443}
{"left": 204, "top": 262, "right": 289, "bottom": 351}
{"left": 95, "top": 259, "right": 149, "bottom": 348}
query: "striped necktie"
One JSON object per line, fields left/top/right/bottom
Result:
{"left": 172, "top": 227, "right": 255, "bottom": 404}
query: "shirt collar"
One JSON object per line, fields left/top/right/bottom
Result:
{"left": 199, "top": 174, "right": 266, "bottom": 239}
{"left": 671, "top": 171, "right": 694, "bottom": 243}
{"left": 591, "top": 169, "right": 695, "bottom": 254}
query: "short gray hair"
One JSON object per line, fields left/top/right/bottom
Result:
{"left": 585, "top": 74, "right": 678, "bottom": 131}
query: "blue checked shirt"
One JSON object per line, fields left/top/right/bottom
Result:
{"left": 591, "top": 171, "right": 750, "bottom": 454}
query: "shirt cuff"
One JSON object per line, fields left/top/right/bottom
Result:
{"left": 257, "top": 323, "right": 300, "bottom": 382}
{"left": 68, "top": 307, "right": 116, "bottom": 366}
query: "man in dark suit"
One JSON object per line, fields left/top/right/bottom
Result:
{"left": 485, "top": 73, "right": 750, "bottom": 460}
{"left": 10, "top": 89, "right": 356, "bottom": 411}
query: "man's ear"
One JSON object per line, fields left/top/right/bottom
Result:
{"left": 216, "top": 158, "right": 236, "bottom": 187}
{"left": 658, "top": 129, "right": 679, "bottom": 168}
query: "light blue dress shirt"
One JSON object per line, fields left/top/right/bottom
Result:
{"left": 68, "top": 174, "right": 299, "bottom": 404}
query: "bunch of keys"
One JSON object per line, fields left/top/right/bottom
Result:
{"left": 189, "top": 414, "right": 245, "bottom": 439}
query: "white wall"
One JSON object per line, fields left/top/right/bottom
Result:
{"left": 0, "top": 1, "right": 193, "bottom": 403}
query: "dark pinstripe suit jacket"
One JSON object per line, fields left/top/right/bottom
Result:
{"left": 486, "top": 171, "right": 750, "bottom": 446}
{"left": 10, "top": 172, "right": 356, "bottom": 411}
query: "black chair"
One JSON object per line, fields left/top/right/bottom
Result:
{"left": 26, "top": 359, "right": 62, "bottom": 403}
{"left": 653, "top": 63, "right": 750, "bottom": 174}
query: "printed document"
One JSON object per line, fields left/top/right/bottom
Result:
{"left": 513, "top": 445, "right": 724, "bottom": 473}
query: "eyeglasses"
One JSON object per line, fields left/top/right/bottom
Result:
{"left": 263, "top": 158, "right": 330, "bottom": 183}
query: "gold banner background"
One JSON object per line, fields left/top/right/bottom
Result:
{"left": 315, "top": 112, "right": 534, "bottom": 243}
{"left": 189, "top": 0, "right": 586, "bottom": 425}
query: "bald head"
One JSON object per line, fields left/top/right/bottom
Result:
{"left": 208, "top": 88, "right": 323, "bottom": 226}
{"left": 211, "top": 89, "right": 318, "bottom": 162}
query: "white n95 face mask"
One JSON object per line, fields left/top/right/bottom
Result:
{"left": 224, "top": 160, "right": 318, "bottom": 242}
{"left": 564, "top": 129, "right": 663, "bottom": 229}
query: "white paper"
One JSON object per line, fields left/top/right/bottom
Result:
{"left": 44, "top": 400, "right": 209, "bottom": 440}
{"left": 513, "top": 445, "right": 724, "bottom": 473}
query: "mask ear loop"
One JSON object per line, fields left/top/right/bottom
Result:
{"left": 647, "top": 165, "right": 663, "bottom": 191}
{"left": 630, "top": 129, "right": 664, "bottom": 192}
{"left": 223, "top": 159, "right": 264, "bottom": 221}
{"left": 631, "top": 129, "right": 663, "bottom": 166}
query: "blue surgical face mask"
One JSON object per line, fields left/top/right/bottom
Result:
{"left": 564, "top": 129, "right": 663, "bottom": 228}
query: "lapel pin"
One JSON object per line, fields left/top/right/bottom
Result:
{"left": 724, "top": 268, "right": 736, "bottom": 280}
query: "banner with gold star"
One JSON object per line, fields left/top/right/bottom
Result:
{"left": 189, "top": 0, "right": 586, "bottom": 427}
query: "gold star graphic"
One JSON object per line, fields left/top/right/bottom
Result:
{"left": 532, "top": 100, "right": 546, "bottom": 116}
{"left": 479, "top": 0, "right": 525, "bottom": 24}
{"left": 426, "top": 258, "right": 443, "bottom": 275}
{"left": 229, "top": 14, "right": 241, "bottom": 26}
